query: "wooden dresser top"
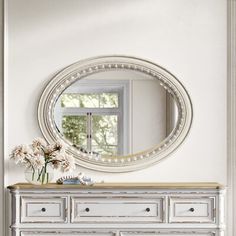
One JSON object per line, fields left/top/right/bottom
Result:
{"left": 7, "top": 182, "right": 224, "bottom": 190}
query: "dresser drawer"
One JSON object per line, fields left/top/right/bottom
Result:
{"left": 120, "top": 231, "right": 216, "bottom": 236}
{"left": 169, "top": 197, "right": 215, "bottom": 223}
{"left": 71, "top": 197, "right": 164, "bottom": 223}
{"left": 20, "top": 231, "right": 114, "bottom": 236}
{"left": 20, "top": 197, "right": 67, "bottom": 223}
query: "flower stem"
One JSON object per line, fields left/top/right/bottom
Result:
{"left": 32, "top": 170, "right": 35, "bottom": 181}
{"left": 37, "top": 166, "right": 44, "bottom": 181}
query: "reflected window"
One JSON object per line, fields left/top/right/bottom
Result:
{"left": 55, "top": 82, "right": 128, "bottom": 156}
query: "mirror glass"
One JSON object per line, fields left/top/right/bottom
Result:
{"left": 54, "top": 70, "right": 178, "bottom": 157}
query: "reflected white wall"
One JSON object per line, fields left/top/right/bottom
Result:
{"left": 132, "top": 79, "right": 167, "bottom": 153}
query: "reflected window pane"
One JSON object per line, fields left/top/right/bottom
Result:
{"left": 91, "top": 115, "right": 118, "bottom": 155}
{"left": 62, "top": 115, "right": 87, "bottom": 149}
{"left": 79, "top": 94, "right": 99, "bottom": 108}
{"left": 99, "top": 93, "right": 118, "bottom": 108}
{"left": 61, "top": 93, "right": 118, "bottom": 108}
{"left": 61, "top": 94, "right": 81, "bottom": 107}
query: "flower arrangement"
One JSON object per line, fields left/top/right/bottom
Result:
{"left": 10, "top": 137, "right": 76, "bottom": 184}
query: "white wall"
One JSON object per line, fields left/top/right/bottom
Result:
{"left": 6, "top": 0, "right": 227, "bottom": 185}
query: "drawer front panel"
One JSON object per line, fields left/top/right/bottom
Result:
{"left": 71, "top": 197, "right": 164, "bottom": 223}
{"left": 76, "top": 203, "right": 158, "bottom": 217}
{"left": 21, "top": 197, "right": 67, "bottom": 223}
{"left": 120, "top": 232, "right": 215, "bottom": 236}
{"left": 169, "top": 197, "right": 215, "bottom": 223}
{"left": 20, "top": 232, "right": 114, "bottom": 236}
{"left": 26, "top": 203, "right": 61, "bottom": 217}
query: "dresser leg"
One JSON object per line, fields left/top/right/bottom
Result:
{"left": 11, "top": 228, "right": 20, "bottom": 236}
{"left": 219, "top": 228, "right": 226, "bottom": 236}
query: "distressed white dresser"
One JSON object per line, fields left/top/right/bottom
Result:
{"left": 8, "top": 183, "right": 225, "bottom": 236}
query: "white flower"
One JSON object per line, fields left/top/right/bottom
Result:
{"left": 29, "top": 155, "right": 45, "bottom": 170}
{"left": 10, "top": 145, "right": 32, "bottom": 164}
{"left": 10, "top": 138, "right": 75, "bottom": 173}
{"left": 61, "top": 154, "right": 76, "bottom": 172}
{"left": 45, "top": 141, "right": 65, "bottom": 156}
{"left": 32, "top": 137, "right": 47, "bottom": 150}
{"left": 33, "top": 149, "right": 42, "bottom": 157}
{"left": 44, "top": 144, "right": 55, "bottom": 155}
{"left": 51, "top": 160, "right": 61, "bottom": 169}
{"left": 53, "top": 141, "right": 65, "bottom": 152}
{"left": 51, "top": 153, "right": 64, "bottom": 161}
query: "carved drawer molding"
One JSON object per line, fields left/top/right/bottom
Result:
{"left": 71, "top": 197, "right": 164, "bottom": 223}
{"left": 20, "top": 196, "right": 67, "bottom": 223}
{"left": 168, "top": 196, "right": 216, "bottom": 223}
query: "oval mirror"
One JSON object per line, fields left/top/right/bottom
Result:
{"left": 38, "top": 56, "right": 192, "bottom": 172}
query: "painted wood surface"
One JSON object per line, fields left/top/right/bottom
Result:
{"left": 8, "top": 183, "right": 225, "bottom": 236}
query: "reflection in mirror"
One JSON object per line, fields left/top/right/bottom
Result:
{"left": 54, "top": 70, "right": 178, "bottom": 157}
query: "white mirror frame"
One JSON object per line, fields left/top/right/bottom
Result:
{"left": 38, "top": 55, "right": 193, "bottom": 172}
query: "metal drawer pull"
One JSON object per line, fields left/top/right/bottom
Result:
{"left": 41, "top": 208, "right": 46, "bottom": 212}
{"left": 189, "top": 208, "right": 195, "bottom": 212}
{"left": 146, "top": 207, "right": 150, "bottom": 212}
{"left": 85, "top": 208, "right": 90, "bottom": 212}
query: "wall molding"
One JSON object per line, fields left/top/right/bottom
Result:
{"left": 227, "top": 1, "right": 236, "bottom": 236}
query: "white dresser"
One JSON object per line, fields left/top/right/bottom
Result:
{"left": 8, "top": 183, "right": 225, "bottom": 236}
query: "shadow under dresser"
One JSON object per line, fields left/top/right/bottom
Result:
{"left": 7, "top": 183, "right": 225, "bottom": 236}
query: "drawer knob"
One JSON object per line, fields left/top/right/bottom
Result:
{"left": 85, "top": 208, "right": 90, "bottom": 212}
{"left": 146, "top": 208, "right": 150, "bottom": 212}
{"left": 41, "top": 208, "right": 46, "bottom": 212}
{"left": 189, "top": 207, "right": 195, "bottom": 212}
